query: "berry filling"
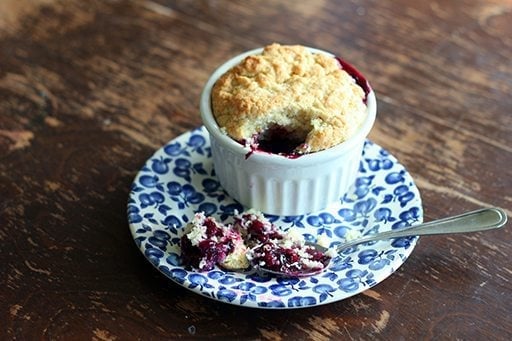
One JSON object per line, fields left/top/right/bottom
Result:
{"left": 249, "top": 241, "right": 330, "bottom": 276}
{"left": 233, "top": 211, "right": 283, "bottom": 243}
{"left": 244, "top": 125, "right": 310, "bottom": 158}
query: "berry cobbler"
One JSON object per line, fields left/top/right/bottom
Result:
{"left": 180, "top": 210, "right": 332, "bottom": 276}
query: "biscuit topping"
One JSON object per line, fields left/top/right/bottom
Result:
{"left": 211, "top": 43, "right": 368, "bottom": 154}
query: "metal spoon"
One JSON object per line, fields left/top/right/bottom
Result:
{"left": 253, "top": 207, "right": 508, "bottom": 277}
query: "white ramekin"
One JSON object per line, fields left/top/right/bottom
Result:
{"left": 200, "top": 47, "right": 376, "bottom": 216}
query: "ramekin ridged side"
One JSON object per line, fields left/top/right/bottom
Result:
{"left": 200, "top": 47, "right": 376, "bottom": 216}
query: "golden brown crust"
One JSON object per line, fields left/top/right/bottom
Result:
{"left": 211, "top": 43, "right": 367, "bottom": 153}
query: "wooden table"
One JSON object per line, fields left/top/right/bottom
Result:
{"left": 1, "top": 0, "right": 511, "bottom": 339}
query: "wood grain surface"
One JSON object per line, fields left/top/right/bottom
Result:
{"left": 1, "top": 0, "right": 511, "bottom": 339}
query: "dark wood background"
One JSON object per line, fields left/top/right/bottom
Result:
{"left": 1, "top": 0, "right": 510, "bottom": 339}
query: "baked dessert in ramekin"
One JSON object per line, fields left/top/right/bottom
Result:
{"left": 200, "top": 44, "right": 376, "bottom": 215}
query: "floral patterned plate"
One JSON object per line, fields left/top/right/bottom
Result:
{"left": 127, "top": 126, "right": 423, "bottom": 309}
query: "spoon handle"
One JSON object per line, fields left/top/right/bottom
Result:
{"left": 336, "top": 207, "right": 508, "bottom": 252}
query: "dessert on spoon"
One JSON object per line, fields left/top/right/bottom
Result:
{"left": 180, "top": 207, "right": 507, "bottom": 278}
{"left": 181, "top": 208, "right": 507, "bottom": 277}
{"left": 180, "top": 210, "right": 334, "bottom": 276}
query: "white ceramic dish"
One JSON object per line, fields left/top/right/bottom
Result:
{"left": 200, "top": 47, "right": 377, "bottom": 215}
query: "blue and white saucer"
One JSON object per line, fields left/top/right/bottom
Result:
{"left": 127, "top": 126, "right": 423, "bottom": 309}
